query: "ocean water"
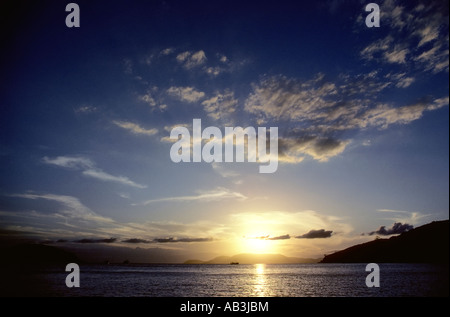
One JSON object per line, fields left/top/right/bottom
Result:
{"left": 5, "top": 263, "right": 448, "bottom": 297}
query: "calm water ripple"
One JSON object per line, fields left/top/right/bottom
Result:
{"left": 7, "top": 263, "right": 448, "bottom": 297}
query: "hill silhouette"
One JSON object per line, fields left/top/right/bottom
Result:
{"left": 1, "top": 243, "right": 79, "bottom": 266}
{"left": 321, "top": 220, "right": 449, "bottom": 263}
{"left": 0, "top": 243, "right": 80, "bottom": 296}
{"left": 184, "top": 253, "right": 319, "bottom": 264}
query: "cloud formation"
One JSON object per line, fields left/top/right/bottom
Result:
{"left": 360, "top": 0, "right": 449, "bottom": 74}
{"left": 74, "top": 238, "right": 117, "bottom": 243}
{"left": 176, "top": 50, "right": 207, "bottom": 69}
{"left": 244, "top": 74, "right": 337, "bottom": 123}
{"left": 368, "top": 222, "right": 413, "bottom": 236}
{"left": 113, "top": 121, "right": 158, "bottom": 136}
{"left": 9, "top": 193, "right": 115, "bottom": 225}
{"left": 278, "top": 135, "right": 349, "bottom": 163}
{"left": 43, "top": 156, "right": 147, "bottom": 189}
{"left": 1, "top": 193, "right": 224, "bottom": 247}
{"left": 245, "top": 75, "right": 448, "bottom": 131}
{"left": 243, "top": 73, "right": 448, "bottom": 163}
{"left": 153, "top": 237, "right": 212, "bottom": 243}
{"left": 296, "top": 229, "right": 333, "bottom": 239}
{"left": 42, "top": 156, "right": 93, "bottom": 169}
{"left": 135, "top": 187, "right": 247, "bottom": 205}
{"left": 201, "top": 90, "right": 238, "bottom": 120}
{"left": 267, "top": 234, "right": 290, "bottom": 240}
{"left": 167, "top": 86, "right": 205, "bottom": 103}
{"left": 247, "top": 234, "right": 291, "bottom": 240}
{"left": 122, "top": 238, "right": 151, "bottom": 244}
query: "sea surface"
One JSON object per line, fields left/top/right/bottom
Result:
{"left": 5, "top": 263, "right": 449, "bottom": 297}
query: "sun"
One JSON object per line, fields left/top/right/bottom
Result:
{"left": 240, "top": 233, "right": 280, "bottom": 254}
{"left": 246, "top": 238, "right": 270, "bottom": 253}
{"left": 234, "top": 213, "right": 288, "bottom": 254}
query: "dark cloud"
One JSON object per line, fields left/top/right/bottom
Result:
{"left": 278, "top": 135, "right": 348, "bottom": 163}
{"left": 247, "top": 234, "right": 290, "bottom": 240}
{"left": 296, "top": 229, "right": 333, "bottom": 239}
{"left": 368, "top": 222, "right": 413, "bottom": 236}
{"left": 74, "top": 238, "right": 117, "bottom": 244}
{"left": 267, "top": 234, "right": 290, "bottom": 240}
{"left": 178, "top": 237, "right": 213, "bottom": 243}
{"left": 153, "top": 237, "right": 175, "bottom": 243}
{"left": 122, "top": 238, "right": 151, "bottom": 244}
{"left": 39, "top": 240, "right": 56, "bottom": 244}
{"left": 0, "top": 228, "right": 26, "bottom": 235}
{"left": 153, "top": 237, "right": 212, "bottom": 243}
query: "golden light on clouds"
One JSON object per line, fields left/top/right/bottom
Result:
{"left": 243, "top": 236, "right": 277, "bottom": 254}
{"left": 226, "top": 210, "right": 356, "bottom": 257}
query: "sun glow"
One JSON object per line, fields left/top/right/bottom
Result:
{"left": 246, "top": 237, "right": 271, "bottom": 253}
{"left": 233, "top": 212, "right": 297, "bottom": 255}
{"left": 241, "top": 233, "right": 282, "bottom": 254}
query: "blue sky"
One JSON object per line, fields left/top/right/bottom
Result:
{"left": 0, "top": 0, "right": 448, "bottom": 261}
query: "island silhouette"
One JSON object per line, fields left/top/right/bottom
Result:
{"left": 321, "top": 220, "right": 449, "bottom": 263}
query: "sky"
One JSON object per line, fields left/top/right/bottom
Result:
{"left": 0, "top": 0, "right": 448, "bottom": 262}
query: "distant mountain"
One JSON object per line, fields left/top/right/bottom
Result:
{"left": 321, "top": 220, "right": 449, "bottom": 263}
{"left": 184, "top": 253, "right": 320, "bottom": 264}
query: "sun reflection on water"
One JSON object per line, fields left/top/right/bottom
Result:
{"left": 253, "top": 263, "right": 267, "bottom": 296}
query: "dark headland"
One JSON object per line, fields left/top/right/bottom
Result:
{"left": 321, "top": 220, "right": 449, "bottom": 263}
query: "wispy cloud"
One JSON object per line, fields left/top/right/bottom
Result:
{"left": 390, "top": 72, "right": 415, "bottom": 88}
{"left": 137, "top": 86, "right": 167, "bottom": 111}
{"left": 120, "top": 236, "right": 214, "bottom": 244}
{"left": 246, "top": 234, "right": 291, "bottom": 240}
{"left": 1, "top": 197, "right": 224, "bottom": 245}
{"left": 243, "top": 73, "right": 448, "bottom": 163}
{"left": 267, "top": 234, "right": 290, "bottom": 240}
{"left": 361, "top": 36, "right": 409, "bottom": 65}
{"left": 376, "top": 208, "right": 431, "bottom": 225}
{"left": 176, "top": 50, "right": 207, "bottom": 69}
{"left": 167, "top": 86, "right": 205, "bottom": 103}
{"left": 244, "top": 74, "right": 337, "bottom": 123}
{"left": 278, "top": 136, "right": 349, "bottom": 163}
{"left": 138, "top": 93, "right": 157, "bottom": 107}
{"left": 245, "top": 74, "right": 448, "bottom": 130}
{"left": 81, "top": 169, "right": 146, "bottom": 189}
{"left": 112, "top": 120, "right": 158, "bottom": 136}
{"left": 9, "top": 193, "right": 115, "bottom": 224}
{"left": 377, "top": 209, "right": 411, "bottom": 214}
{"left": 160, "top": 47, "right": 175, "bottom": 56}
{"left": 74, "top": 104, "right": 98, "bottom": 114}
{"left": 153, "top": 237, "right": 212, "bottom": 243}
{"left": 201, "top": 90, "right": 238, "bottom": 120}
{"left": 43, "top": 155, "right": 147, "bottom": 189}
{"left": 211, "top": 163, "right": 242, "bottom": 184}
{"left": 42, "top": 156, "right": 94, "bottom": 169}
{"left": 359, "top": 0, "right": 449, "bottom": 73}
{"left": 135, "top": 187, "right": 247, "bottom": 205}
{"left": 123, "top": 58, "right": 133, "bottom": 74}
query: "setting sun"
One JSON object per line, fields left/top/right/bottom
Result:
{"left": 241, "top": 234, "right": 279, "bottom": 254}
{"left": 1, "top": 0, "right": 448, "bottom": 300}
{"left": 246, "top": 238, "right": 270, "bottom": 253}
